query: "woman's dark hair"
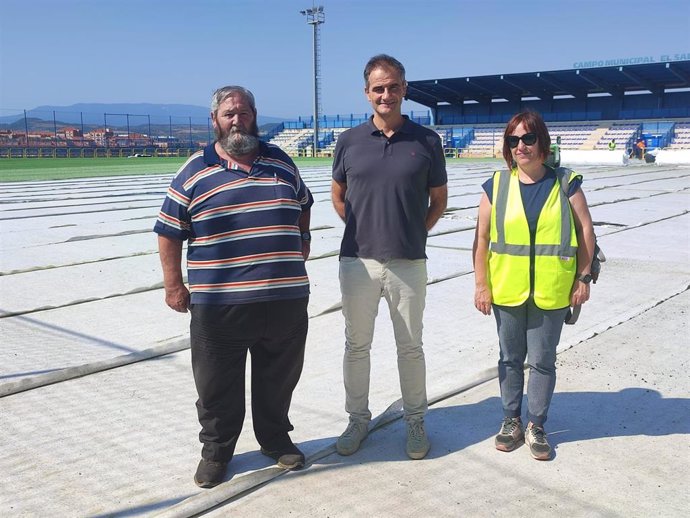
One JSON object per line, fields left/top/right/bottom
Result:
{"left": 502, "top": 110, "right": 551, "bottom": 169}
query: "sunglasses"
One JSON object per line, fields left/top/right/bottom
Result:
{"left": 506, "top": 133, "right": 537, "bottom": 148}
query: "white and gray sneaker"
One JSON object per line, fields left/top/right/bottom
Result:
{"left": 406, "top": 419, "right": 430, "bottom": 460}
{"left": 336, "top": 420, "right": 369, "bottom": 456}
{"left": 525, "top": 423, "right": 552, "bottom": 460}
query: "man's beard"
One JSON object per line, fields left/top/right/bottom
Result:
{"left": 217, "top": 123, "right": 260, "bottom": 156}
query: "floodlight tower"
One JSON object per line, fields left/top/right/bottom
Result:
{"left": 300, "top": 5, "right": 325, "bottom": 156}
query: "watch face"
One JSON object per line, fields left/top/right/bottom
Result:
{"left": 301, "top": 232, "right": 312, "bottom": 241}
{"left": 580, "top": 274, "right": 592, "bottom": 284}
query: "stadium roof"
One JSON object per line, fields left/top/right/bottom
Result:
{"left": 406, "top": 60, "right": 690, "bottom": 108}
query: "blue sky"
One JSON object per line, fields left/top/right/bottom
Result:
{"left": 1, "top": 0, "right": 688, "bottom": 119}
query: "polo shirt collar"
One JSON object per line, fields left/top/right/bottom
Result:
{"left": 203, "top": 140, "right": 269, "bottom": 167}
{"left": 367, "top": 115, "right": 413, "bottom": 136}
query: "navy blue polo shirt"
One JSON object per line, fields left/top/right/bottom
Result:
{"left": 332, "top": 116, "right": 447, "bottom": 261}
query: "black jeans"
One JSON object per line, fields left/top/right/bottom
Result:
{"left": 190, "top": 297, "right": 308, "bottom": 462}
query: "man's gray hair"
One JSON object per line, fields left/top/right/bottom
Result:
{"left": 363, "top": 54, "right": 406, "bottom": 87}
{"left": 210, "top": 86, "right": 256, "bottom": 114}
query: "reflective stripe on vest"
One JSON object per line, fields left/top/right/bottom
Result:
{"left": 489, "top": 169, "right": 578, "bottom": 309}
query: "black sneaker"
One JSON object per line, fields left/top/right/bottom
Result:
{"left": 525, "top": 423, "right": 552, "bottom": 460}
{"left": 194, "top": 459, "right": 228, "bottom": 488}
{"left": 495, "top": 417, "right": 524, "bottom": 452}
{"left": 260, "top": 441, "right": 305, "bottom": 470}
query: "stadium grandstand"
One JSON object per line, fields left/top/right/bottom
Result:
{"left": 264, "top": 59, "right": 690, "bottom": 158}
{"left": 1, "top": 60, "right": 689, "bottom": 160}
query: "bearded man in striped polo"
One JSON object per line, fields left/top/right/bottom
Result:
{"left": 155, "top": 85, "right": 313, "bottom": 488}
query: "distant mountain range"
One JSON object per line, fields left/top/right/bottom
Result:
{"left": 0, "top": 103, "right": 287, "bottom": 127}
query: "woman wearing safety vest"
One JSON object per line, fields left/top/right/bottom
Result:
{"left": 473, "top": 111, "right": 596, "bottom": 460}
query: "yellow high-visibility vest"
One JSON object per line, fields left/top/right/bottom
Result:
{"left": 489, "top": 168, "right": 579, "bottom": 309}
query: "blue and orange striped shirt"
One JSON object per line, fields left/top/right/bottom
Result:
{"left": 154, "top": 142, "right": 313, "bottom": 305}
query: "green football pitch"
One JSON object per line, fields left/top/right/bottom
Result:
{"left": 0, "top": 156, "right": 494, "bottom": 182}
{"left": 0, "top": 157, "right": 335, "bottom": 182}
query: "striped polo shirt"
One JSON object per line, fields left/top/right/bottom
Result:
{"left": 154, "top": 142, "right": 313, "bottom": 305}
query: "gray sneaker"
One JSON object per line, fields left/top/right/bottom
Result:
{"left": 336, "top": 420, "right": 368, "bottom": 456}
{"left": 525, "top": 423, "right": 552, "bottom": 460}
{"left": 406, "top": 419, "right": 430, "bottom": 460}
{"left": 495, "top": 417, "right": 524, "bottom": 452}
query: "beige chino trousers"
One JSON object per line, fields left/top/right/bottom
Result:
{"left": 339, "top": 257, "right": 428, "bottom": 423}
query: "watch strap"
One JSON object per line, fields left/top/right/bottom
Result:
{"left": 577, "top": 273, "right": 592, "bottom": 284}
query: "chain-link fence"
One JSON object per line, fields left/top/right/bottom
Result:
{"left": 0, "top": 108, "right": 213, "bottom": 153}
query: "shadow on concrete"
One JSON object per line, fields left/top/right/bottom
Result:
{"left": 9, "top": 313, "right": 142, "bottom": 355}
{"left": 158, "top": 388, "right": 690, "bottom": 516}
{"left": 0, "top": 367, "right": 64, "bottom": 380}
{"left": 90, "top": 495, "right": 195, "bottom": 518}
{"left": 307, "top": 387, "right": 689, "bottom": 466}
{"left": 548, "top": 387, "right": 690, "bottom": 446}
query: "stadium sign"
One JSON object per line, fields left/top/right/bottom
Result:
{"left": 573, "top": 53, "right": 689, "bottom": 69}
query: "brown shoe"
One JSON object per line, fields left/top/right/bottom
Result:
{"left": 260, "top": 441, "right": 305, "bottom": 470}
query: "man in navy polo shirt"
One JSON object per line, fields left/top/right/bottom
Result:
{"left": 331, "top": 55, "right": 448, "bottom": 460}
{"left": 154, "top": 85, "right": 313, "bottom": 488}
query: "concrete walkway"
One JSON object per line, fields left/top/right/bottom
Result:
{"left": 0, "top": 161, "right": 688, "bottom": 517}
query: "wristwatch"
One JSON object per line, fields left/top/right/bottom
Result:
{"left": 301, "top": 231, "right": 312, "bottom": 242}
{"left": 577, "top": 273, "right": 592, "bottom": 284}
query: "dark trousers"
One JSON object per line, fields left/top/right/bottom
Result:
{"left": 190, "top": 297, "right": 308, "bottom": 462}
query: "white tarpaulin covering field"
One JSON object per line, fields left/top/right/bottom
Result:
{"left": 1, "top": 160, "right": 688, "bottom": 517}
